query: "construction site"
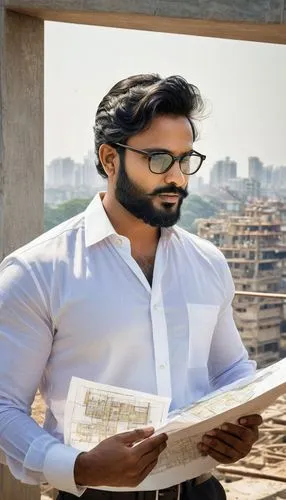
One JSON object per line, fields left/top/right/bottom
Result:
{"left": 31, "top": 392, "right": 286, "bottom": 500}
{"left": 197, "top": 200, "right": 286, "bottom": 498}
{"left": 198, "top": 201, "right": 286, "bottom": 368}
{"left": 217, "top": 394, "right": 286, "bottom": 499}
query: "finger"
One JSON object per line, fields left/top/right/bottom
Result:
{"left": 118, "top": 427, "right": 155, "bottom": 445}
{"left": 238, "top": 414, "right": 263, "bottom": 427}
{"left": 139, "top": 458, "right": 159, "bottom": 483}
{"left": 139, "top": 442, "right": 167, "bottom": 471}
{"left": 134, "top": 433, "right": 168, "bottom": 457}
{"left": 204, "top": 429, "right": 251, "bottom": 455}
{"left": 208, "top": 423, "right": 253, "bottom": 442}
{"left": 200, "top": 434, "right": 247, "bottom": 460}
{"left": 199, "top": 445, "right": 239, "bottom": 465}
{"left": 197, "top": 442, "right": 208, "bottom": 457}
{"left": 248, "top": 426, "right": 260, "bottom": 442}
{"left": 218, "top": 422, "right": 259, "bottom": 443}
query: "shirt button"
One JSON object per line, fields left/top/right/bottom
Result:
{"left": 116, "top": 238, "right": 123, "bottom": 246}
{"left": 153, "top": 304, "right": 159, "bottom": 310}
{"left": 159, "top": 363, "right": 167, "bottom": 369}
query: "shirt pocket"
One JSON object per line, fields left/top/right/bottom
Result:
{"left": 187, "top": 304, "right": 219, "bottom": 368}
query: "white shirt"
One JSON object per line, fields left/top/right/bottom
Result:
{"left": 0, "top": 193, "right": 256, "bottom": 496}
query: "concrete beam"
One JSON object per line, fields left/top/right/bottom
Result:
{"left": 0, "top": 8, "right": 44, "bottom": 260}
{"left": 5, "top": 0, "right": 286, "bottom": 44}
{"left": 4, "top": 0, "right": 286, "bottom": 23}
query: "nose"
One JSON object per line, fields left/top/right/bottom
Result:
{"left": 164, "top": 160, "right": 186, "bottom": 187}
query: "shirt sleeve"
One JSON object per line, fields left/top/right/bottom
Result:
{"left": 0, "top": 256, "right": 85, "bottom": 496}
{"left": 207, "top": 257, "right": 256, "bottom": 391}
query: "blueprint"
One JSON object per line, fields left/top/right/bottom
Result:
{"left": 64, "top": 379, "right": 170, "bottom": 451}
{"left": 64, "top": 358, "right": 286, "bottom": 491}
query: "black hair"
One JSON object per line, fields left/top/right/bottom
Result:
{"left": 94, "top": 74, "right": 204, "bottom": 178}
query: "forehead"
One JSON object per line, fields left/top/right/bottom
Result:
{"left": 128, "top": 115, "right": 194, "bottom": 154}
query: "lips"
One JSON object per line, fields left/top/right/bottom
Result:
{"left": 158, "top": 194, "right": 180, "bottom": 203}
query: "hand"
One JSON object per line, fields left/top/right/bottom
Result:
{"left": 74, "top": 427, "right": 168, "bottom": 487}
{"left": 197, "top": 414, "right": 262, "bottom": 464}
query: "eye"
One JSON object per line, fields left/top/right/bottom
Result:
{"left": 181, "top": 154, "right": 191, "bottom": 164}
{"left": 149, "top": 154, "right": 172, "bottom": 173}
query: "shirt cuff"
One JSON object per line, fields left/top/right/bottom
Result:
{"left": 43, "top": 443, "right": 86, "bottom": 497}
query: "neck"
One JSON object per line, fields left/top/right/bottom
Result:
{"left": 102, "top": 192, "right": 160, "bottom": 250}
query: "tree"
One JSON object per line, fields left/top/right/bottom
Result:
{"left": 179, "top": 194, "right": 220, "bottom": 233}
{"left": 44, "top": 198, "right": 91, "bottom": 231}
{"left": 44, "top": 194, "right": 220, "bottom": 234}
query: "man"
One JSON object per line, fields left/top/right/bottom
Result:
{"left": 0, "top": 74, "right": 262, "bottom": 499}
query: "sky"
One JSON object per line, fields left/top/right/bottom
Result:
{"left": 44, "top": 21, "right": 286, "bottom": 181}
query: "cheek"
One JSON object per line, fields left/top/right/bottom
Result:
{"left": 126, "top": 168, "right": 163, "bottom": 195}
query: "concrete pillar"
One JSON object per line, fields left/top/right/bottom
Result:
{"left": 0, "top": 463, "right": 40, "bottom": 500}
{"left": 0, "top": 7, "right": 44, "bottom": 260}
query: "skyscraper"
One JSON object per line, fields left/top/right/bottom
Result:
{"left": 209, "top": 156, "right": 237, "bottom": 187}
{"left": 248, "top": 157, "right": 263, "bottom": 183}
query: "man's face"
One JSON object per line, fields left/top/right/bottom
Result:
{"left": 115, "top": 115, "right": 192, "bottom": 227}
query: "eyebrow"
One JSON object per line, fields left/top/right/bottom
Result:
{"left": 142, "top": 147, "right": 193, "bottom": 155}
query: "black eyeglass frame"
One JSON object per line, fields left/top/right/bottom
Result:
{"left": 111, "top": 142, "right": 206, "bottom": 175}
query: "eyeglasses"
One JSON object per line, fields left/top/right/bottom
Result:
{"left": 112, "top": 142, "right": 206, "bottom": 175}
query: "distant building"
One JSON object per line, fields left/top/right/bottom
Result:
{"left": 210, "top": 157, "right": 237, "bottom": 187}
{"left": 45, "top": 157, "right": 76, "bottom": 187}
{"left": 221, "top": 199, "right": 242, "bottom": 213}
{"left": 190, "top": 175, "right": 204, "bottom": 192}
{"left": 82, "top": 150, "right": 106, "bottom": 189}
{"left": 228, "top": 177, "right": 261, "bottom": 199}
{"left": 261, "top": 165, "right": 274, "bottom": 189}
{"left": 272, "top": 166, "right": 286, "bottom": 190}
{"left": 248, "top": 159, "right": 286, "bottom": 195}
{"left": 248, "top": 156, "right": 263, "bottom": 183}
{"left": 45, "top": 152, "right": 106, "bottom": 191}
{"left": 197, "top": 202, "right": 286, "bottom": 368}
{"left": 62, "top": 157, "right": 76, "bottom": 186}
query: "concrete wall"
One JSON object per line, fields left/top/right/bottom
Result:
{"left": 5, "top": 0, "right": 286, "bottom": 44}
{"left": 0, "top": 8, "right": 44, "bottom": 260}
{"left": 5, "top": 0, "right": 285, "bottom": 23}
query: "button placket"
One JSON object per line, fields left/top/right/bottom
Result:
{"left": 151, "top": 243, "right": 172, "bottom": 398}
{"left": 111, "top": 236, "right": 151, "bottom": 292}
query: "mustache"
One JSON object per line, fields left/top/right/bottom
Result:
{"left": 150, "top": 185, "right": 188, "bottom": 198}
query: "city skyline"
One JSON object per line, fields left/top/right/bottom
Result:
{"left": 45, "top": 150, "right": 285, "bottom": 187}
{"left": 45, "top": 22, "right": 286, "bottom": 181}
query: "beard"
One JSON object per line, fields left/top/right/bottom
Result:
{"left": 115, "top": 157, "right": 188, "bottom": 227}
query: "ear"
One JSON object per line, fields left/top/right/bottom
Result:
{"left": 98, "top": 144, "right": 119, "bottom": 179}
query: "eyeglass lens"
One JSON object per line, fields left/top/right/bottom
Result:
{"left": 149, "top": 153, "right": 201, "bottom": 174}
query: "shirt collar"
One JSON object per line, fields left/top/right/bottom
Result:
{"left": 84, "top": 192, "right": 182, "bottom": 247}
{"left": 85, "top": 192, "right": 117, "bottom": 247}
{"left": 163, "top": 225, "right": 181, "bottom": 242}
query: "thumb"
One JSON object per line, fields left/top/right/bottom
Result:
{"left": 117, "top": 427, "right": 155, "bottom": 445}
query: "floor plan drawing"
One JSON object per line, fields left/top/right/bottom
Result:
{"left": 74, "top": 389, "right": 151, "bottom": 444}
{"left": 153, "top": 432, "right": 203, "bottom": 473}
{"left": 64, "top": 359, "right": 286, "bottom": 492}
{"left": 186, "top": 386, "right": 255, "bottom": 421}
{"left": 64, "top": 378, "right": 170, "bottom": 450}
